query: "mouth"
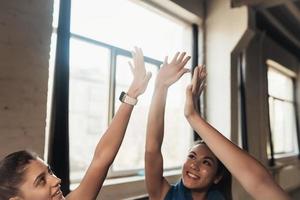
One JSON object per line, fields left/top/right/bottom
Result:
{"left": 186, "top": 171, "right": 200, "bottom": 180}
{"left": 52, "top": 189, "right": 63, "bottom": 198}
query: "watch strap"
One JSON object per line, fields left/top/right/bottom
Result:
{"left": 119, "top": 91, "right": 138, "bottom": 106}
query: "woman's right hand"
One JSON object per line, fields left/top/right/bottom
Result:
{"left": 155, "top": 52, "right": 190, "bottom": 89}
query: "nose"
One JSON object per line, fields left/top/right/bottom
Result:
{"left": 50, "top": 174, "right": 62, "bottom": 187}
{"left": 190, "top": 160, "right": 200, "bottom": 170}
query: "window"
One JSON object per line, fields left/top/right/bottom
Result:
{"left": 267, "top": 60, "right": 299, "bottom": 158}
{"left": 64, "top": 0, "right": 194, "bottom": 183}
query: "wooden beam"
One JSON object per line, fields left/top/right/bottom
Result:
{"left": 261, "top": 9, "right": 300, "bottom": 48}
{"left": 232, "top": 0, "right": 293, "bottom": 8}
{"left": 285, "top": 1, "right": 300, "bottom": 23}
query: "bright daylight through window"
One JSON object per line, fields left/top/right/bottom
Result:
{"left": 267, "top": 60, "right": 299, "bottom": 158}
{"left": 50, "top": 0, "right": 194, "bottom": 184}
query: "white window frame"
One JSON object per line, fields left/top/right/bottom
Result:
{"left": 267, "top": 59, "right": 299, "bottom": 160}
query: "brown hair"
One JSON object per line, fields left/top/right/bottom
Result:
{"left": 0, "top": 150, "right": 38, "bottom": 200}
{"left": 194, "top": 140, "right": 232, "bottom": 200}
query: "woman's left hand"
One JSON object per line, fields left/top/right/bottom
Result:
{"left": 127, "top": 47, "right": 152, "bottom": 98}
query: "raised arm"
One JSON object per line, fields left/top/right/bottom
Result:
{"left": 66, "top": 47, "right": 152, "bottom": 200}
{"left": 145, "top": 52, "right": 190, "bottom": 200}
{"left": 184, "top": 66, "right": 290, "bottom": 200}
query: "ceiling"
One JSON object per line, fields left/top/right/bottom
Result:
{"left": 233, "top": 0, "right": 300, "bottom": 58}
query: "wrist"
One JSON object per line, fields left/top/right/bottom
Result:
{"left": 154, "top": 81, "right": 169, "bottom": 91}
{"left": 119, "top": 91, "right": 138, "bottom": 106}
{"left": 127, "top": 86, "right": 139, "bottom": 99}
{"left": 185, "top": 110, "right": 198, "bottom": 121}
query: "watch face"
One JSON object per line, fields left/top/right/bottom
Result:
{"left": 119, "top": 91, "right": 126, "bottom": 102}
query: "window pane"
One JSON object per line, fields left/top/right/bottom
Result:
{"left": 69, "top": 38, "right": 110, "bottom": 181}
{"left": 113, "top": 55, "right": 192, "bottom": 171}
{"left": 268, "top": 68, "right": 294, "bottom": 101}
{"left": 269, "top": 99, "right": 298, "bottom": 155}
{"left": 113, "top": 55, "right": 158, "bottom": 171}
{"left": 268, "top": 65, "right": 298, "bottom": 158}
{"left": 69, "top": 0, "right": 193, "bottom": 176}
{"left": 71, "top": 0, "right": 192, "bottom": 59}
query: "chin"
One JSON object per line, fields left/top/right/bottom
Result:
{"left": 182, "top": 176, "right": 199, "bottom": 189}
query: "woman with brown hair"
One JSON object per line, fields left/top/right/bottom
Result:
{"left": 145, "top": 52, "right": 290, "bottom": 200}
{"left": 0, "top": 47, "right": 152, "bottom": 200}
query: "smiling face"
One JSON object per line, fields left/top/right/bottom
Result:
{"left": 15, "top": 158, "right": 65, "bottom": 200}
{"left": 182, "top": 144, "right": 223, "bottom": 191}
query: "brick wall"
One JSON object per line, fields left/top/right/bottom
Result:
{"left": 0, "top": 0, "right": 53, "bottom": 158}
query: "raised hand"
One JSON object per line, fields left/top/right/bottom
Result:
{"left": 127, "top": 47, "right": 152, "bottom": 98}
{"left": 184, "top": 65, "right": 206, "bottom": 118}
{"left": 155, "top": 52, "right": 190, "bottom": 88}
{"left": 144, "top": 52, "right": 190, "bottom": 199}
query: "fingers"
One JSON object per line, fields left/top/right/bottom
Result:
{"left": 177, "top": 52, "right": 186, "bottom": 63}
{"left": 134, "top": 47, "right": 143, "bottom": 60}
{"left": 144, "top": 71, "right": 152, "bottom": 83}
{"left": 198, "top": 65, "right": 206, "bottom": 80}
{"left": 185, "top": 84, "right": 193, "bottom": 101}
{"left": 175, "top": 68, "right": 190, "bottom": 80}
{"left": 132, "top": 47, "right": 144, "bottom": 68}
{"left": 163, "top": 56, "right": 168, "bottom": 65}
{"left": 191, "top": 65, "right": 207, "bottom": 95}
{"left": 198, "top": 81, "right": 206, "bottom": 95}
{"left": 139, "top": 72, "right": 153, "bottom": 94}
{"left": 181, "top": 56, "right": 191, "bottom": 66}
{"left": 128, "top": 61, "right": 134, "bottom": 74}
{"left": 171, "top": 52, "right": 180, "bottom": 63}
{"left": 192, "top": 67, "right": 199, "bottom": 93}
{"left": 172, "top": 52, "right": 190, "bottom": 70}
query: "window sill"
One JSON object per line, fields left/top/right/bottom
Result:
{"left": 103, "top": 169, "right": 181, "bottom": 186}
{"left": 268, "top": 155, "right": 300, "bottom": 175}
{"left": 274, "top": 154, "right": 300, "bottom": 166}
{"left": 71, "top": 169, "right": 182, "bottom": 199}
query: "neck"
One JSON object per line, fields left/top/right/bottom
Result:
{"left": 191, "top": 190, "right": 208, "bottom": 200}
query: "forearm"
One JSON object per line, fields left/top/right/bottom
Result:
{"left": 93, "top": 103, "right": 133, "bottom": 165}
{"left": 145, "top": 85, "right": 171, "bottom": 199}
{"left": 92, "top": 84, "right": 140, "bottom": 165}
{"left": 146, "top": 86, "right": 168, "bottom": 153}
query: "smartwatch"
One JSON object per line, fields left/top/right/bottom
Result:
{"left": 119, "top": 91, "right": 138, "bottom": 106}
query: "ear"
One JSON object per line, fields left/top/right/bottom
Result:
{"left": 213, "top": 174, "right": 223, "bottom": 184}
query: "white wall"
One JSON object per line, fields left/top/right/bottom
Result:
{"left": 205, "top": 0, "right": 247, "bottom": 138}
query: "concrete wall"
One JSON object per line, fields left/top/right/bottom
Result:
{"left": 205, "top": 0, "right": 247, "bottom": 138}
{"left": 0, "top": 0, "right": 53, "bottom": 158}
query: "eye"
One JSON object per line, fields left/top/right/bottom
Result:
{"left": 48, "top": 166, "right": 54, "bottom": 175}
{"left": 37, "top": 176, "right": 46, "bottom": 186}
{"left": 188, "top": 154, "right": 196, "bottom": 159}
{"left": 203, "top": 160, "right": 212, "bottom": 166}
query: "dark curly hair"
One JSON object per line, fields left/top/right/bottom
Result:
{"left": 0, "top": 150, "right": 38, "bottom": 200}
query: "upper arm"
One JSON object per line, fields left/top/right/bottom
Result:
{"left": 145, "top": 150, "right": 171, "bottom": 200}
{"left": 248, "top": 175, "right": 291, "bottom": 200}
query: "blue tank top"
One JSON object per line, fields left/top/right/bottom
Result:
{"left": 164, "top": 180, "right": 225, "bottom": 200}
